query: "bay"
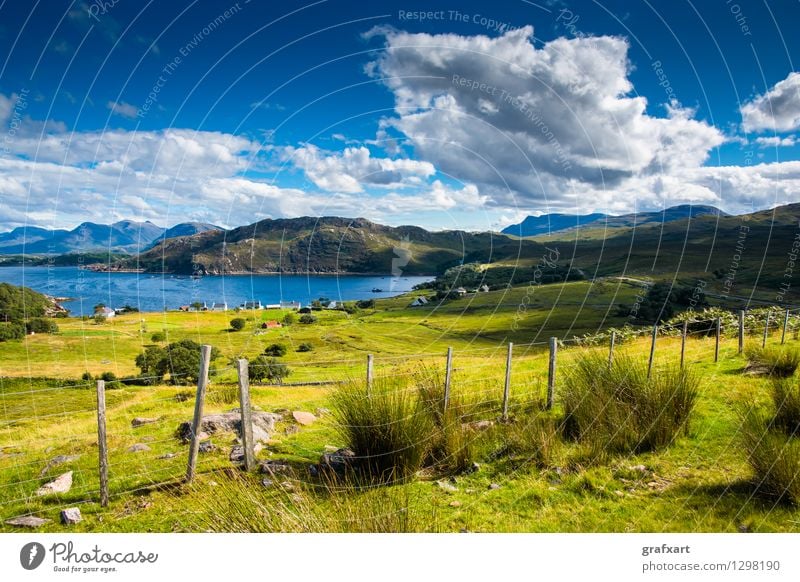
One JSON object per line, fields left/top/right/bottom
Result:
{"left": 0, "top": 266, "right": 432, "bottom": 315}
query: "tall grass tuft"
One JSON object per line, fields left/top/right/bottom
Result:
{"left": 741, "top": 408, "right": 800, "bottom": 504}
{"left": 744, "top": 344, "right": 800, "bottom": 377}
{"left": 330, "top": 378, "right": 434, "bottom": 482}
{"left": 495, "top": 413, "right": 561, "bottom": 468}
{"left": 772, "top": 377, "right": 800, "bottom": 435}
{"left": 561, "top": 352, "right": 698, "bottom": 457}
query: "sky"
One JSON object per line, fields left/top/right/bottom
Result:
{"left": 0, "top": 0, "right": 799, "bottom": 232}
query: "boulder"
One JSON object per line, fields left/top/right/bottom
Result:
{"left": 318, "top": 448, "right": 356, "bottom": 477}
{"left": 39, "top": 454, "right": 80, "bottom": 477}
{"left": 131, "top": 417, "right": 159, "bottom": 428}
{"left": 36, "top": 471, "right": 73, "bottom": 496}
{"left": 176, "top": 412, "right": 280, "bottom": 443}
{"left": 292, "top": 411, "right": 317, "bottom": 426}
{"left": 127, "top": 444, "right": 151, "bottom": 453}
{"left": 60, "top": 508, "right": 82, "bottom": 525}
{"left": 5, "top": 516, "right": 51, "bottom": 528}
{"left": 198, "top": 441, "right": 216, "bottom": 453}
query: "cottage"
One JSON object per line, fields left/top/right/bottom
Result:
{"left": 326, "top": 301, "right": 338, "bottom": 309}
{"left": 455, "top": 287, "right": 468, "bottom": 296}
{"left": 243, "top": 300, "right": 263, "bottom": 310}
{"left": 264, "top": 320, "right": 282, "bottom": 329}
{"left": 211, "top": 301, "right": 228, "bottom": 312}
{"left": 479, "top": 284, "right": 490, "bottom": 293}
{"left": 98, "top": 307, "right": 116, "bottom": 318}
{"left": 279, "top": 300, "right": 301, "bottom": 310}
{"left": 409, "top": 296, "right": 429, "bottom": 307}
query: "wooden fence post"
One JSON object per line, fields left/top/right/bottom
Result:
{"left": 608, "top": 330, "right": 616, "bottom": 369}
{"left": 763, "top": 311, "right": 771, "bottom": 348}
{"left": 96, "top": 380, "right": 108, "bottom": 508}
{"left": 782, "top": 308, "right": 790, "bottom": 345}
{"left": 738, "top": 310, "right": 745, "bottom": 354}
{"left": 680, "top": 320, "right": 687, "bottom": 369}
{"left": 714, "top": 317, "right": 721, "bottom": 363}
{"left": 366, "top": 354, "right": 374, "bottom": 395}
{"left": 186, "top": 345, "right": 212, "bottom": 483}
{"left": 236, "top": 359, "right": 255, "bottom": 472}
{"left": 443, "top": 347, "right": 453, "bottom": 413}
{"left": 502, "top": 343, "right": 513, "bottom": 421}
{"left": 647, "top": 324, "right": 658, "bottom": 379}
{"left": 546, "top": 337, "right": 557, "bottom": 410}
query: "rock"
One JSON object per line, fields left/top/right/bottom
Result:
{"left": 5, "top": 516, "right": 51, "bottom": 528}
{"left": 436, "top": 480, "right": 458, "bottom": 493}
{"left": 488, "top": 483, "right": 501, "bottom": 490}
{"left": 292, "top": 411, "right": 317, "bottom": 426}
{"left": 308, "top": 464, "right": 319, "bottom": 478}
{"left": 229, "top": 443, "right": 263, "bottom": 463}
{"left": 261, "top": 478, "right": 273, "bottom": 488}
{"left": 157, "top": 453, "right": 176, "bottom": 460}
{"left": 60, "top": 508, "right": 82, "bottom": 525}
{"left": 319, "top": 448, "right": 356, "bottom": 477}
{"left": 259, "top": 460, "right": 293, "bottom": 476}
{"left": 284, "top": 424, "right": 300, "bottom": 435}
{"left": 128, "top": 444, "right": 151, "bottom": 453}
{"left": 315, "top": 407, "right": 330, "bottom": 416}
{"left": 39, "top": 454, "right": 81, "bottom": 477}
{"left": 449, "top": 501, "right": 462, "bottom": 508}
{"left": 463, "top": 420, "right": 494, "bottom": 431}
{"left": 36, "top": 471, "right": 73, "bottom": 496}
{"left": 176, "top": 412, "right": 281, "bottom": 443}
{"left": 629, "top": 464, "right": 648, "bottom": 474}
{"left": 467, "top": 462, "right": 480, "bottom": 474}
{"left": 199, "top": 442, "right": 216, "bottom": 453}
{"left": 323, "top": 445, "right": 339, "bottom": 453}
{"left": 131, "top": 417, "right": 159, "bottom": 428}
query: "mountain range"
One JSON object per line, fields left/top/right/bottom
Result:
{"left": 0, "top": 221, "right": 221, "bottom": 254}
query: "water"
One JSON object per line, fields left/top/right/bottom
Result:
{"left": 0, "top": 266, "right": 432, "bottom": 315}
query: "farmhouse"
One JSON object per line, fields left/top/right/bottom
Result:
{"left": 211, "top": 301, "right": 228, "bottom": 311}
{"left": 243, "top": 300, "right": 262, "bottom": 310}
{"left": 409, "top": 296, "right": 429, "bottom": 307}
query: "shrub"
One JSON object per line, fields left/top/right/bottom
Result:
{"left": 741, "top": 408, "right": 800, "bottom": 504}
{"left": 282, "top": 312, "right": 296, "bottom": 325}
{"left": 230, "top": 318, "right": 246, "bottom": 331}
{"left": 297, "top": 342, "right": 313, "bottom": 352}
{"left": 299, "top": 314, "right": 317, "bottom": 324}
{"left": 561, "top": 352, "right": 698, "bottom": 457}
{"left": 771, "top": 377, "right": 800, "bottom": 435}
{"left": 494, "top": 413, "right": 561, "bottom": 467}
{"left": 264, "top": 343, "right": 288, "bottom": 357}
{"left": 134, "top": 340, "right": 220, "bottom": 385}
{"left": 744, "top": 344, "right": 800, "bottom": 377}
{"left": 298, "top": 307, "right": 311, "bottom": 314}
{"left": 100, "top": 371, "right": 117, "bottom": 382}
{"left": 248, "top": 355, "right": 291, "bottom": 384}
{"left": 81, "top": 371, "right": 93, "bottom": 382}
{"left": 151, "top": 331, "right": 167, "bottom": 343}
{"left": 0, "top": 322, "right": 25, "bottom": 341}
{"left": 331, "top": 378, "right": 434, "bottom": 482}
{"left": 26, "top": 318, "right": 59, "bottom": 334}
{"left": 356, "top": 299, "right": 375, "bottom": 309}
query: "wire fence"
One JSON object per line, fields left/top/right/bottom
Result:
{"left": 2, "top": 305, "right": 799, "bottom": 528}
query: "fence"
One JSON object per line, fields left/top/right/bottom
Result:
{"left": 2, "top": 306, "right": 799, "bottom": 527}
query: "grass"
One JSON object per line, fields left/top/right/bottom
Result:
{"left": 741, "top": 408, "right": 800, "bottom": 505}
{"left": 744, "top": 343, "right": 800, "bottom": 377}
{"left": 772, "top": 377, "right": 800, "bottom": 435}
{"left": 561, "top": 352, "right": 699, "bottom": 458}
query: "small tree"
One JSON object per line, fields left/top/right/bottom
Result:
{"left": 299, "top": 314, "right": 317, "bottom": 324}
{"left": 297, "top": 342, "right": 313, "bottom": 352}
{"left": 230, "top": 317, "right": 246, "bottom": 331}
{"left": 264, "top": 343, "right": 287, "bottom": 357}
{"left": 190, "top": 301, "right": 204, "bottom": 311}
{"left": 151, "top": 331, "right": 167, "bottom": 343}
{"left": 25, "top": 318, "right": 58, "bottom": 334}
{"left": 282, "top": 312, "right": 296, "bottom": 325}
{"left": 248, "top": 355, "right": 291, "bottom": 384}
{"left": 135, "top": 345, "right": 168, "bottom": 383}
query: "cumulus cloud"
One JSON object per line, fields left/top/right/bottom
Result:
{"left": 107, "top": 101, "right": 139, "bottom": 119}
{"left": 755, "top": 135, "right": 797, "bottom": 148}
{"left": 741, "top": 72, "right": 800, "bottom": 133}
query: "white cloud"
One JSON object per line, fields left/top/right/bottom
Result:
{"left": 106, "top": 100, "right": 139, "bottom": 119}
{"left": 741, "top": 72, "right": 800, "bottom": 133}
{"left": 755, "top": 135, "right": 797, "bottom": 148}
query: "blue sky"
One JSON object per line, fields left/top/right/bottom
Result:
{"left": 0, "top": 0, "right": 799, "bottom": 231}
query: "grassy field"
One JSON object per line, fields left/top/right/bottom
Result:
{"left": 0, "top": 281, "right": 799, "bottom": 532}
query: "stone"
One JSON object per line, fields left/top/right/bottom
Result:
{"left": 157, "top": 453, "right": 176, "bottom": 460}
{"left": 315, "top": 407, "right": 331, "bottom": 416}
{"left": 449, "top": 500, "right": 462, "bottom": 508}
{"left": 488, "top": 483, "right": 501, "bottom": 490}
{"left": 468, "top": 462, "right": 480, "bottom": 473}
{"left": 629, "top": 464, "right": 648, "bottom": 474}
{"left": 5, "top": 516, "right": 51, "bottom": 528}
{"left": 259, "top": 460, "right": 293, "bottom": 476}
{"left": 176, "top": 411, "right": 281, "bottom": 443}
{"left": 437, "top": 480, "right": 458, "bottom": 493}
{"left": 284, "top": 425, "right": 299, "bottom": 435}
{"left": 280, "top": 480, "right": 295, "bottom": 492}
{"left": 463, "top": 420, "right": 494, "bottom": 431}
{"left": 199, "top": 442, "right": 216, "bottom": 453}
{"left": 261, "top": 478, "right": 274, "bottom": 488}
{"left": 128, "top": 444, "right": 151, "bottom": 453}
{"left": 308, "top": 464, "right": 319, "bottom": 478}
{"left": 323, "top": 445, "right": 339, "bottom": 453}
{"left": 131, "top": 417, "right": 159, "bottom": 428}
{"left": 36, "top": 471, "right": 73, "bottom": 496}
{"left": 292, "top": 411, "right": 317, "bottom": 426}
{"left": 60, "top": 508, "right": 82, "bottom": 525}
{"left": 319, "top": 448, "right": 356, "bottom": 477}
{"left": 39, "top": 455, "right": 81, "bottom": 477}
{"left": 229, "top": 443, "right": 263, "bottom": 463}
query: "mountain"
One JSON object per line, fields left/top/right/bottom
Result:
{"left": 503, "top": 205, "right": 726, "bottom": 237}
{"left": 146, "top": 222, "right": 222, "bottom": 249}
{"left": 0, "top": 221, "right": 219, "bottom": 255}
{"left": 117, "top": 216, "right": 544, "bottom": 275}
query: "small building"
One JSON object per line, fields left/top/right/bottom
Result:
{"left": 262, "top": 320, "right": 282, "bottom": 329}
{"left": 479, "top": 284, "right": 490, "bottom": 293}
{"left": 211, "top": 301, "right": 228, "bottom": 312}
{"left": 279, "top": 300, "right": 301, "bottom": 310}
{"left": 179, "top": 305, "right": 190, "bottom": 312}
{"left": 243, "top": 300, "right": 262, "bottom": 310}
{"left": 264, "top": 303, "right": 281, "bottom": 309}
{"left": 98, "top": 307, "right": 116, "bottom": 318}
{"left": 455, "top": 287, "right": 468, "bottom": 296}
{"left": 327, "top": 301, "right": 338, "bottom": 309}
{"left": 409, "top": 296, "right": 429, "bottom": 307}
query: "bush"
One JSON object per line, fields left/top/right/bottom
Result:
{"left": 298, "top": 307, "right": 312, "bottom": 314}
{"left": 771, "top": 378, "right": 800, "bottom": 435}
{"left": 230, "top": 318, "right": 246, "bottom": 331}
{"left": 264, "top": 343, "right": 287, "bottom": 357}
{"left": 151, "top": 331, "right": 167, "bottom": 343}
{"left": 282, "top": 313, "right": 296, "bottom": 325}
{"left": 331, "top": 378, "right": 434, "bottom": 482}
{"left": 297, "top": 342, "right": 313, "bottom": 352}
{"left": 493, "top": 413, "right": 562, "bottom": 467}
{"left": 134, "top": 340, "right": 220, "bottom": 385}
{"left": 561, "top": 352, "right": 698, "bottom": 457}
{"left": 356, "top": 299, "right": 375, "bottom": 309}
{"left": 81, "top": 371, "right": 93, "bottom": 382}
{"left": 741, "top": 408, "right": 800, "bottom": 504}
{"left": 26, "top": 318, "right": 59, "bottom": 334}
{"left": 248, "top": 355, "right": 291, "bottom": 384}
{"left": 100, "top": 371, "right": 117, "bottom": 382}
{"left": 0, "top": 322, "right": 25, "bottom": 341}
{"left": 745, "top": 344, "right": 800, "bottom": 377}
{"left": 299, "top": 314, "right": 317, "bottom": 324}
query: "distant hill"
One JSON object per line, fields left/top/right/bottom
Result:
{"left": 0, "top": 221, "right": 221, "bottom": 255}
{"left": 502, "top": 204, "right": 726, "bottom": 237}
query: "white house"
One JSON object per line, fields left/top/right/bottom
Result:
{"left": 479, "top": 284, "right": 490, "bottom": 293}
{"left": 455, "top": 287, "right": 468, "bottom": 296}
{"left": 98, "top": 307, "right": 116, "bottom": 318}
{"left": 279, "top": 300, "right": 301, "bottom": 310}
{"left": 243, "top": 300, "right": 262, "bottom": 310}
{"left": 409, "top": 296, "right": 429, "bottom": 307}
{"left": 327, "top": 301, "right": 338, "bottom": 309}
{"left": 211, "top": 301, "right": 228, "bottom": 311}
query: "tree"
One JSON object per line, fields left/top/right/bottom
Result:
{"left": 0, "top": 322, "right": 25, "bottom": 342}
{"left": 248, "top": 355, "right": 291, "bottom": 384}
{"left": 25, "top": 318, "right": 58, "bottom": 334}
{"left": 0, "top": 282, "right": 50, "bottom": 321}
{"left": 230, "top": 317, "right": 246, "bottom": 331}
{"left": 135, "top": 345, "right": 168, "bottom": 383}
{"left": 190, "top": 301, "right": 204, "bottom": 311}
{"left": 299, "top": 314, "right": 317, "bottom": 324}
{"left": 282, "top": 312, "right": 296, "bottom": 325}
{"left": 264, "top": 343, "right": 287, "bottom": 357}
{"left": 151, "top": 331, "right": 167, "bottom": 343}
